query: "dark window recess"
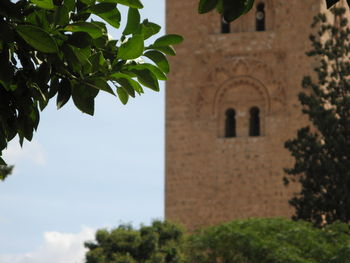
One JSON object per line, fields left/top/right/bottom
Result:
{"left": 256, "top": 3, "right": 265, "bottom": 31}
{"left": 249, "top": 107, "right": 260, "bottom": 136}
{"left": 225, "top": 109, "right": 236, "bottom": 138}
{"left": 221, "top": 15, "right": 230, "bottom": 33}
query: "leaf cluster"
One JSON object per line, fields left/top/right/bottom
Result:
{"left": 198, "top": 0, "right": 254, "bottom": 22}
{"left": 84, "top": 220, "right": 186, "bottom": 263}
{"left": 0, "top": 165, "right": 13, "bottom": 180}
{"left": 0, "top": 0, "right": 183, "bottom": 164}
{"left": 284, "top": 8, "right": 350, "bottom": 226}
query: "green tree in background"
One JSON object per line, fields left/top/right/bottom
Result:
{"left": 0, "top": 0, "right": 182, "bottom": 164}
{"left": 284, "top": 8, "right": 350, "bottom": 226}
{"left": 187, "top": 218, "right": 350, "bottom": 263}
{"left": 85, "top": 220, "right": 185, "bottom": 263}
{"left": 85, "top": 219, "right": 350, "bottom": 263}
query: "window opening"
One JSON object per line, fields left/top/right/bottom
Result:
{"left": 225, "top": 109, "right": 236, "bottom": 137}
{"left": 249, "top": 107, "right": 260, "bottom": 136}
{"left": 221, "top": 15, "right": 230, "bottom": 33}
{"left": 256, "top": 3, "right": 265, "bottom": 31}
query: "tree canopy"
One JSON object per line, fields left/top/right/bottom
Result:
{"left": 188, "top": 218, "right": 350, "bottom": 263}
{"left": 284, "top": 8, "right": 350, "bottom": 226}
{"left": 85, "top": 219, "right": 350, "bottom": 263}
{"left": 0, "top": 0, "right": 182, "bottom": 165}
{"left": 85, "top": 220, "right": 185, "bottom": 263}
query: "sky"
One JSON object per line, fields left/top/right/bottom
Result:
{"left": 0, "top": 1, "right": 166, "bottom": 262}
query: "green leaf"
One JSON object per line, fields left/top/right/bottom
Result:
{"left": 79, "top": 0, "right": 95, "bottom": 4}
{"left": 111, "top": 72, "right": 141, "bottom": 97}
{"left": 243, "top": 0, "right": 255, "bottom": 14}
{"left": 89, "top": 51, "right": 107, "bottom": 72}
{"left": 0, "top": 21, "right": 14, "bottom": 42}
{"left": 0, "top": 54, "right": 14, "bottom": 87}
{"left": 153, "top": 34, "right": 183, "bottom": 47}
{"left": 54, "top": 5, "right": 69, "bottom": 26}
{"left": 64, "top": 22, "right": 103, "bottom": 39}
{"left": 146, "top": 45, "right": 176, "bottom": 56}
{"left": 123, "top": 8, "right": 140, "bottom": 35}
{"left": 140, "top": 20, "right": 161, "bottom": 40}
{"left": 25, "top": 10, "right": 50, "bottom": 29}
{"left": 49, "top": 76, "right": 59, "bottom": 99}
{"left": 16, "top": 25, "right": 58, "bottom": 53}
{"left": 30, "top": 81, "right": 47, "bottom": 109}
{"left": 117, "top": 34, "right": 144, "bottom": 60}
{"left": 30, "top": 0, "right": 54, "bottom": 9}
{"left": 57, "top": 78, "right": 71, "bottom": 109}
{"left": 69, "top": 46, "right": 92, "bottom": 74}
{"left": 86, "top": 77, "right": 115, "bottom": 95}
{"left": 18, "top": 110, "right": 34, "bottom": 141}
{"left": 123, "top": 65, "right": 159, "bottom": 91}
{"left": 222, "top": 0, "right": 245, "bottom": 22}
{"left": 117, "top": 87, "right": 129, "bottom": 104}
{"left": 0, "top": 158, "right": 6, "bottom": 166}
{"left": 111, "top": 73, "right": 143, "bottom": 95}
{"left": 89, "top": 3, "right": 121, "bottom": 29}
{"left": 64, "top": 0, "right": 75, "bottom": 12}
{"left": 36, "top": 62, "right": 51, "bottom": 84}
{"left": 93, "top": 36, "right": 108, "bottom": 48}
{"left": 141, "top": 63, "right": 167, "bottom": 80}
{"left": 144, "top": 50, "right": 169, "bottom": 73}
{"left": 198, "top": 0, "right": 219, "bottom": 14}
{"left": 71, "top": 82, "right": 98, "bottom": 115}
{"left": 61, "top": 44, "right": 82, "bottom": 72}
{"left": 67, "top": 32, "right": 92, "bottom": 48}
{"left": 98, "top": 0, "right": 143, "bottom": 9}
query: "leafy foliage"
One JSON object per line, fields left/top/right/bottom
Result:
{"left": 0, "top": 0, "right": 182, "bottom": 164}
{"left": 187, "top": 218, "right": 350, "bottom": 263}
{"left": 197, "top": 0, "right": 349, "bottom": 22}
{"left": 86, "top": 219, "right": 350, "bottom": 263}
{"left": 0, "top": 165, "right": 13, "bottom": 181}
{"left": 198, "top": 0, "right": 254, "bottom": 22}
{"left": 84, "top": 220, "right": 185, "bottom": 263}
{"left": 284, "top": 8, "right": 350, "bottom": 226}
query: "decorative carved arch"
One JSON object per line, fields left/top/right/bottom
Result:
{"left": 207, "top": 58, "right": 275, "bottom": 85}
{"left": 194, "top": 57, "right": 286, "bottom": 119}
{"left": 212, "top": 76, "right": 271, "bottom": 117}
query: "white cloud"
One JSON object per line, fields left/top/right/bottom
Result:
{"left": 0, "top": 226, "right": 95, "bottom": 263}
{"left": 2, "top": 139, "right": 46, "bottom": 166}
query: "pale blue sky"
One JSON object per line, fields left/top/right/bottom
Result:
{"left": 0, "top": 0, "right": 166, "bottom": 259}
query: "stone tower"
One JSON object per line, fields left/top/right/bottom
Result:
{"left": 165, "top": 0, "right": 329, "bottom": 230}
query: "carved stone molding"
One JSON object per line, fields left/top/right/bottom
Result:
{"left": 195, "top": 57, "right": 286, "bottom": 118}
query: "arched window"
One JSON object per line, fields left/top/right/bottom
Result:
{"left": 256, "top": 3, "right": 265, "bottom": 31}
{"left": 225, "top": 109, "right": 236, "bottom": 138}
{"left": 249, "top": 107, "right": 260, "bottom": 136}
{"left": 221, "top": 15, "right": 230, "bottom": 33}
